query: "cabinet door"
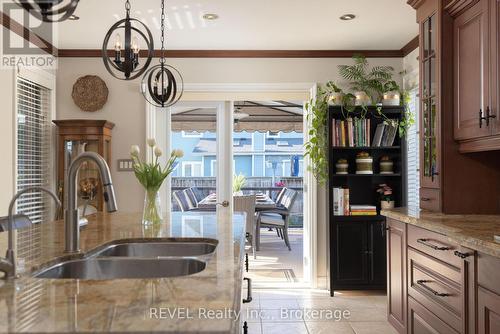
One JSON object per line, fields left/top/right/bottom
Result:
{"left": 478, "top": 286, "right": 500, "bottom": 334}
{"left": 491, "top": 0, "right": 500, "bottom": 135}
{"left": 333, "top": 222, "right": 369, "bottom": 286}
{"left": 454, "top": 0, "right": 491, "bottom": 140}
{"left": 386, "top": 219, "right": 407, "bottom": 334}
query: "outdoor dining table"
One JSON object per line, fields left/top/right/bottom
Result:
{"left": 197, "top": 193, "right": 277, "bottom": 211}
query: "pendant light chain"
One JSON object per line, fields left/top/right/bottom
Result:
{"left": 160, "top": 0, "right": 166, "bottom": 63}
{"left": 125, "top": 0, "right": 131, "bottom": 16}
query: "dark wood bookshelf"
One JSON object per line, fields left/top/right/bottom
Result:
{"left": 327, "top": 105, "right": 407, "bottom": 295}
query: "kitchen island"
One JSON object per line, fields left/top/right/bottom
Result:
{"left": 0, "top": 212, "right": 247, "bottom": 333}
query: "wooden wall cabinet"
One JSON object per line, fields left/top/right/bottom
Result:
{"left": 454, "top": 0, "right": 491, "bottom": 142}
{"left": 410, "top": 0, "right": 500, "bottom": 214}
{"left": 387, "top": 218, "right": 407, "bottom": 334}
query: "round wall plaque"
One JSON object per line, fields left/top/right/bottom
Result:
{"left": 72, "top": 75, "right": 109, "bottom": 112}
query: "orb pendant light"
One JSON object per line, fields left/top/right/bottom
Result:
{"left": 102, "top": 0, "right": 154, "bottom": 81}
{"left": 15, "top": 0, "right": 80, "bottom": 22}
{"left": 141, "top": 0, "right": 183, "bottom": 108}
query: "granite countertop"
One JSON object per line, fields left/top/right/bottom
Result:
{"left": 0, "top": 212, "right": 246, "bottom": 333}
{"left": 382, "top": 207, "right": 500, "bottom": 258}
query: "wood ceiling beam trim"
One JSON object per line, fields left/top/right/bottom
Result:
{"left": 401, "top": 35, "right": 419, "bottom": 57}
{"left": 58, "top": 49, "right": 405, "bottom": 58}
{"left": 0, "top": 10, "right": 58, "bottom": 56}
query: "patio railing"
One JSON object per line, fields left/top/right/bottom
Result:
{"left": 171, "top": 177, "right": 304, "bottom": 225}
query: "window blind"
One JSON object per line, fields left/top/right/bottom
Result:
{"left": 407, "top": 88, "right": 420, "bottom": 209}
{"left": 16, "top": 77, "right": 51, "bottom": 225}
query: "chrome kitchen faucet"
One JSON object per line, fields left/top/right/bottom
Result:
{"left": 0, "top": 187, "right": 61, "bottom": 279}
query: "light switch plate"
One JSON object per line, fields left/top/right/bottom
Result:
{"left": 117, "top": 159, "right": 134, "bottom": 172}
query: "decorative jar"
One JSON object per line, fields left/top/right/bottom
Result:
{"left": 355, "top": 152, "right": 373, "bottom": 174}
{"left": 336, "top": 159, "right": 349, "bottom": 174}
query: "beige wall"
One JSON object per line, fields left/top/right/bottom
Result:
{"left": 55, "top": 56, "right": 404, "bottom": 284}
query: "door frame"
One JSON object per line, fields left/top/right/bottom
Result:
{"left": 145, "top": 82, "right": 319, "bottom": 287}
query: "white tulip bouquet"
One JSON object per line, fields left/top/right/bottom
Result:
{"left": 130, "top": 139, "right": 183, "bottom": 224}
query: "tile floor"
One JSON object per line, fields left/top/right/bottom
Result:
{"left": 240, "top": 289, "right": 398, "bottom": 334}
{"left": 243, "top": 228, "right": 397, "bottom": 334}
{"left": 247, "top": 228, "right": 304, "bottom": 287}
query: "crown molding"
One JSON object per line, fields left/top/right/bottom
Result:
{"left": 444, "top": 0, "right": 479, "bottom": 17}
{"left": 407, "top": 0, "right": 426, "bottom": 9}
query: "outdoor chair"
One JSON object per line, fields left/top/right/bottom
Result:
{"left": 234, "top": 194, "right": 257, "bottom": 259}
{"left": 173, "top": 189, "right": 198, "bottom": 212}
{"left": 257, "top": 189, "right": 297, "bottom": 251}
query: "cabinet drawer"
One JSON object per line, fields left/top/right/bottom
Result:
{"left": 408, "top": 225, "right": 462, "bottom": 268}
{"left": 420, "top": 188, "right": 441, "bottom": 212}
{"left": 408, "top": 249, "right": 463, "bottom": 332}
{"left": 408, "top": 296, "right": 460, "bottom": 334}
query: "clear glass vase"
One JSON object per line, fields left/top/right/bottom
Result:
{"left": 142, "top": 189, "right": 162, "bottom": 225}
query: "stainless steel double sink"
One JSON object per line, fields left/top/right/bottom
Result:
{"left": 34, "top": 239, "right": 218, "bottom": 280}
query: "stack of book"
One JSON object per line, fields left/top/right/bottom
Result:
{"left": 350, "top": 205, "right": 378, "bottom": 216}
{"left": 333, "top": 187, "right": 350, "bottom": 216}
{"left": 372, "top": 120, "right": 398, "bottom": 147}
{"left": 332, "top": 118, "right": 371, "bottom": 147}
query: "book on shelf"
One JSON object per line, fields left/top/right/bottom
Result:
{"left": 332, "top": 118, "right": 371, "bottom": 147}
{"left": 333, "top": 187, "right": 350, "bottom": 216}
{"left": 372, "top": 119, "right": 398, "bottom": 147}
{"left": 350, "top": 205, "right": 377, "bottom": 216}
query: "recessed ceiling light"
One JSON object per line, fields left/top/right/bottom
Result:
{"left": 340, "top": 14, "right": 356, "bottom": 21}
{"left": 68, "top": 14, "right": 80, "bottom": 21}
{"left": 203, "top": 13, "right": 219, "bottom": 20}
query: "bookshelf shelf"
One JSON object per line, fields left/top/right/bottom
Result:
{"left": 332, "top": 173, "right": 402, "bottom": 177}
{"left": 327, "top": 105, "right": 407, "bottom": 295}
{"left": 331, "top": 146, "right": 401, "bottom": 150}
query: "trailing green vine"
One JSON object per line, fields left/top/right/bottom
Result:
{"left": 304, "top": 84, "right": 330, "bottom": 185}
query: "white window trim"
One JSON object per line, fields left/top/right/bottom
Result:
{"left": 181, "top": 130, "right": 203, "bottom": 138}
{"left": 181, "top": 161, "right": 203, "bottom": 177}
{"left": 145, "top": 84, "right": 318, "bottom": 288}
{"left": 210, "top": 160, "right": 217, "bottom": 177}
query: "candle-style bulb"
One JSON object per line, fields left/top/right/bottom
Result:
{"left": 114, "top": 34, "right": 122, "bottom": 51}
{"left": 132, "top": 36, "right": 140, "bottom": 54}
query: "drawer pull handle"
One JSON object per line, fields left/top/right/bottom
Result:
{"left": 421, "top": 197, "right": 431, "bottom": 202}
{"left": 454, "top": 251, "right": 470, "bottom": 259}
{"left": 243, "top": 277, "right": 253, "bottom": 303}
{"left": 245, "top": 253, "right": 249, "bottom": 272}
{"left": 417, "top": 280, "right": 450, "bottom": 297}
{"left": 417, "top": 238, "right": 450, "bottom": 251}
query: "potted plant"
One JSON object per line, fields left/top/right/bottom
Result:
{"left": 377, "top": 183, "right": 395, "bottom": 210}
{"left": 382, "top": 80, "right": 401, "bottom": 106}
{"left": 338, "top": 55, "right": 395, "bottom": 105}
{"left": 326, "top": 81, "right": 344, "bottom": 106}
{"left": 233, "top": 173, "right": 246, "bottom": 196}
{"left": 130, "top": 139, "right": 183, "bottom": 225}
